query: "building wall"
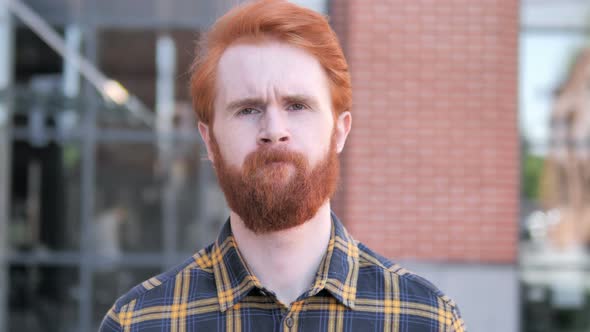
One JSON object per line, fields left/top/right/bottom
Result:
{"left": 403, "top": 261, "right": 519, "bottom": 332}
{"left": 332, "top": 0, "right": 520, "bottom": 264}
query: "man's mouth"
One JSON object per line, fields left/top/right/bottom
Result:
{"left": 261, "top": 161, "right": 295, "bottom": 174}
{"left": 265, "top": 159, "right": 290, "bottom": 166}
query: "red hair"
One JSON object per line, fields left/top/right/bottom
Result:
{"left": 190, "top": 0, "right": 351, "bottom": 125}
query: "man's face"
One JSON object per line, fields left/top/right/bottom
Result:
{"left": 198, "top": 40, "right": 351, "bottom": 233}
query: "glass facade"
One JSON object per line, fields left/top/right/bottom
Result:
{"left": 0, "top": 1, "right": 241, "bottom": 331}
{"left": 0, "top": 1, "right": 329, "bottom": 330}
{"left": 519, "top": 1, "right": 590, "bottom": 331}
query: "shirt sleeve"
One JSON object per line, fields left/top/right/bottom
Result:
{"left": 98, "top": 305, "right": 122, "bottom": 332}
{"left": 449, "top": 304, "right": 467, "bottom": 332}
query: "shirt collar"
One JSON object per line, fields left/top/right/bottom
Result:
{"left": 212, "top": 211, "right": 359, "bottom": 312}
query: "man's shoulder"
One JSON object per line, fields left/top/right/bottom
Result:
{"left": 355, "top": 241, "right": 459, "bottom": 308}
{"left": 354, "top": 241, "right": 466, "bottom": 331}
{"left": 109, "top": 244, "right": 217, "bottom": 314}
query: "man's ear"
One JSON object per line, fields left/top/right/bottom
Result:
{"left": 198, "top": 121, "right": 215, "bottom": 163}
{"left": 335, "top": 111, "right": 352, "bottom": 154}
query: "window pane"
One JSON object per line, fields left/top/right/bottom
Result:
{"left": 10, "top": 140, "right": 82, "bottom": 252}
{"left": 94, "top": 142, "right": 163, "bottom": 253}
{"left": 9, "top": 266, "right": 79, "bottom": 331}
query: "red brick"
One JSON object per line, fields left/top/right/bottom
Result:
{"left": 332, "top": 0, "right": 518, "bottom": 263}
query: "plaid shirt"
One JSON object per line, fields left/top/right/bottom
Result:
{"left": 100, "top": 213, "right": 466, "bottom": 331}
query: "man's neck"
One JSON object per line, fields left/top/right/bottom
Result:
{"left": 229, "top": 202, "right": 332, "bottom": 307}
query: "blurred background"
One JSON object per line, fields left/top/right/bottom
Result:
{"left": 0, "top": 0, "right": 588, "bottom": 331}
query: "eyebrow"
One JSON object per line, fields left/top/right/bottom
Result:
{"left": 225, "top": 97, "right": 266, "bottom": 112}
{"left": 225, "top": 94, "right": 321, "bottom": 112}
{"left": 283, "top": 94, "right": 320, "bottom": 110}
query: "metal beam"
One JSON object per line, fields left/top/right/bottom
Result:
{"left": 5, "top": 0, "right": 154, "bottom": 126}
{"left": 0, "top": 0, "right": 13, "bottom": 330}
{"left": 521, "top": 25, "right": 590, "bottom": 35}
{"left": 78, "top": 24, "right": 97, "bottom": 332}
{"left": 11, "top": 0, "right": 220, "bottom": 29}
{"left": 156, "top": 34, "right": 179, "bottom": 269}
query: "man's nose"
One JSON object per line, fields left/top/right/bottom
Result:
{"left": 257, "top": 108, "right": 291, "bottom": 146}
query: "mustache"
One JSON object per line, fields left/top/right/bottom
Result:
{"left": 240, "top": 147, "right": 309, "bottom": 179}
{"left": 245, "top": 147, "right": 307, "bottom": 168}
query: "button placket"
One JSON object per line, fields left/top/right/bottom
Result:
{"left": 284, "top": 316, "right": 294, "bottom": 328}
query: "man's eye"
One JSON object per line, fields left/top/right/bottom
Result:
{"left": 238, "top": 108, "right": 259, "bottom": 116}
{"left": 287, "top": 103, "right": 306, "bottom": 111}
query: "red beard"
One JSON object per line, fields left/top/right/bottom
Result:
{"left": 210, "top": 134, "right": 340, "bottom": 234}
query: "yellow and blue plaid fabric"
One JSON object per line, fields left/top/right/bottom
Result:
{"left": 100, "top": 213, "right": 466, "bottom": 331}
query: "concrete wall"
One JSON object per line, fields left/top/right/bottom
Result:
{"left": 402, "top": 261, "right": 519, "bottom": 332}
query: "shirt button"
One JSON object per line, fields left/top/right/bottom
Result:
{"left": 285, "top": 316, "right": 294, "bottom": 328}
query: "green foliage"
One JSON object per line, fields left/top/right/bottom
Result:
{"left": 522, "top": 154, "right": 545, "bottom": 200}
{"left": 62, "top": 145, "right": 80, "bottom": 169}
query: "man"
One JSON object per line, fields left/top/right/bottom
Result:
{"left": 100, "top": 0, "right": 466, "bottom": 331}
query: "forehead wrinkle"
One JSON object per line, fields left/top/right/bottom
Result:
{"left": 230, "top": 78, "right": 306, "bottom": 106}
{"left": 219, "top": 73, "right": 267, "bottom": 109}
{"left": 216, "top": 46, "right": 264, "bottom": 106}
{"left": 271, "top": 77, "right": 319, "bottom": 100}
{"left": 216, "top": 41, "right": 331, "bottom": 113}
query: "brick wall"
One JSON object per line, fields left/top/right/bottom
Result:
{"left": 331, "top": 0, "right": 519, "bottom": 263}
